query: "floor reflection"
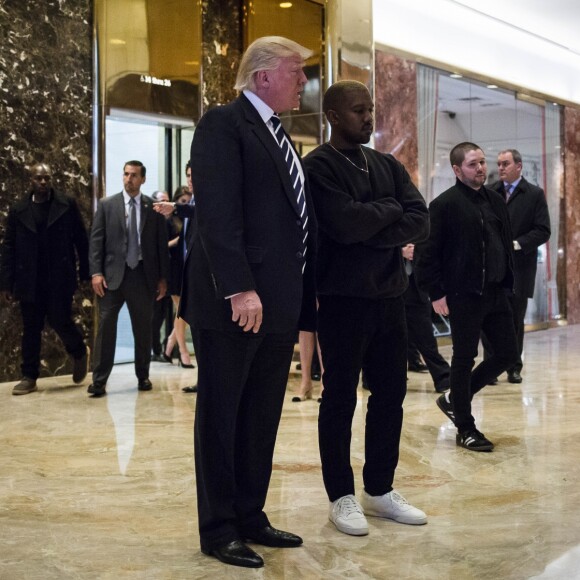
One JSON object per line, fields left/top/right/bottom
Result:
{"left": 1, "top": 326, "right": 580, "bottom": 579}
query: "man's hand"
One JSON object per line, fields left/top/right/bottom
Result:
{"left": 402, "top": 243, "right": 415, "bottom": 261}
{"left": 91, "top": 275, "right": 107, "bottom": 298}
{"left": 153, "top": 201, "right": 175, "bottom": 216}
{"left": 432, "top": 296, "right": 449, "bottom": 316}
{"left": 156, "top": 279, "right": 167, "bottom": 300}
{"left": 231, "top": 290, "right": 263, "bottom": 333}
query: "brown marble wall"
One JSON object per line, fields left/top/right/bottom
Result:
{"left": 200, "top": 0, "right": 243, "bottom": 111}
{"left": 374, "top": 50, "right": 418, "bottom": 184}
{"left": 0, "top": 0, "right": 93, "bottom": 382}
{"left": 563, "top": 106, "right": 580, "bottom": 325}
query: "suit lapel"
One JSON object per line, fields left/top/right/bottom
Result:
{"left": 47, "top": 191, "right": 68, "bottom": 228}
{"left": 239, "top": 95, "right": 303, "bottom": 219}
{"left": 140, "top": 193, "right": 150, "bottom": 233}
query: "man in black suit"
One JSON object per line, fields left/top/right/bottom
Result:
{"left": 485, "top": 149, "right": 551, "bottom": 383}
{"left": 180, "top": 37, "right": 317, "bottom": 569}
{"left": 88, "top": 160, "right": 169, "bottom": 397}
{"left": 0, "top": 163, "right": 90, "bottom": 395}
{"left": 416, "top": 142, "right": 519, "bottom": 452}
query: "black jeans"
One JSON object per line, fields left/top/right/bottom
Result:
{"left": 20, "top": 292, "right": 86, "bottom": 380}
{"left": 317, "top": 295, "right": 407, "bottom": 502}
{"left": 447, "top": 286, "right": 519, "bottom": 433}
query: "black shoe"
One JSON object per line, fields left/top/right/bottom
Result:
{"left": 408, "top": 362, "right": 429, "bottom": 373}
{"left": 72, "top": 346, "right": 90, "bottom": 384}
{"left": 488, "top": 378, "right": 499, "bottom": 385}
{"left": 182, "top": 385, "right": 198, "bottom": 393}
{"left": 508, "top": 370, "right": 522, "bottom": 384}
{"left": 296, "top": 362, "right": 302, "bottom": 370}
{"left": 151, "top": 353, "right": 167, "bottom": 363}
{"left": 178, "top": 354, "right": 195, "bottom": 369}
{"left": 435, "top": 378, "right": 450, "bottom": 393}
{"left": 88, "top": 383, "right": 106, "bottom": 397}
{"left": 138, "top": 378, "right": 153, "bottom": 391}
{"left": 202, "top": 540, "right": 263, "bottom": 568}
{"left": 436, "top": 394, "right": 455, "bottom": 423}
{"left": 244, "top": 526, "right": 303, "bottom": 548}
{"left": 456, "top": 429, "right": 494, "bottom": 452}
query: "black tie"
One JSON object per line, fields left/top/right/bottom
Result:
{"left": 270, "top": 114, "right": 308, "bottom": 266}
{"left": 126, "top": 197, "right": 139, "bottom": 269}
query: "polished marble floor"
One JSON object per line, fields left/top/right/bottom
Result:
{"left": 1, "top": 325, "right": 580, "bottom": 579}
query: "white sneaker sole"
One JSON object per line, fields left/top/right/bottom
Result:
{"left": 363, "top": 508, "right": 427, "bottom": 525}
{"left": 329, "top": 517, "right": 369, "bottom": 536}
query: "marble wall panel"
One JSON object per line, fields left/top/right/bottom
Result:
{"left": 563, "top": 106, "right": 580, "bottom": 325}
{"left": 374, "top": 50, "right": 418, "bottom": 185}
{"left": 200, "top": 0, "right": 243, "bottom": 111}
{"left": 0, "top": 0, "right": 93, "bottom": 382}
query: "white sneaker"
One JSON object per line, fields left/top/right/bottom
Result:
{"left": 361, "top": 490, "right": 427, "bottom": 525}
{"left": 329, "top": 494, "right": 369, "bottom": 536}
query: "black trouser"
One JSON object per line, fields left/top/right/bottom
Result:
{"left": 482, "top": 293, "right": 527, "bottom": 374}
{"left": 194, "top": 327, "right": 296, "bottom": 552}
{"left": 92, "top": 264, "right": 155, "bottom": 385}
{"left": 20, "top": 292, "right": 86, "bottom": 380}
{"left": 151, "top": 295, "right": 172, "bottom": 355}
{"left": 404, "top": 284, "right": 450, "bottom": 390}
{"left": 447, "top": 286, "right": 519, "bottom": 433}
{"left": 317, "top": 295, "right": 407, "bottom": 502}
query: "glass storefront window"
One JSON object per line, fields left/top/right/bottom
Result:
{"left": 417, "top": 65, "right": 563, "bottom": 324}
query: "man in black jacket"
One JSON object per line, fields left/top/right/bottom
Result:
{"left": 0, "top": 163, "right": 90, "bottom": 395}
{"left": 416, "top": 142, "right": 519, "bottom": 452}
{"left": 484, "top": 149, "right": 551, "bottom": 384}
{"left": 305, "top": 81, "right": 429, "bottom": 537}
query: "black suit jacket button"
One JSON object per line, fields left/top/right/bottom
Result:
{"left": 296, "top": 219, "right": 301, "bottom": 226}
{"left": 296, "top": 251, "right": 303, "bottom": 259}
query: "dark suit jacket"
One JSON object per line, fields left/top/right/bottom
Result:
{"left": 0, "top": 189, "right": 89, "bottom": 302}
{"left": 491, "top": 177, "right": 551, "bottom": 298}
{"left": 180, "top": 94, "right": 317, "bottom": 334}
{"left": 89, "top": 192, "right": 169, "bottom": 292}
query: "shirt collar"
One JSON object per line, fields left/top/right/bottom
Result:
{"left": 504, "top": 177, "right": 522, "bottom": 190}
{"left": 123, "top": 190, "right": 141, "bottom": 204}
{"left": 243, "top": 89, "right": 275, "bottom": 125}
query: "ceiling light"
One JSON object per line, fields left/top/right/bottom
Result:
{"left": 279, "top": 2, "right": 292, "bottom": 7}
{"left": 450, "top": 73, "right": 463, "bottom": 79}
{"left": 487, "top": 84, "right": 498, "bottom": 89}
{"left": 110, "top": 39, "right": 126, "bottom": 45}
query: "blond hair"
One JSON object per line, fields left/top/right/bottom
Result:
{"left": 234, "top": 36, "right": 312, "bottom": 92}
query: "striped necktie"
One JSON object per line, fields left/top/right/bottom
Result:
{"left": 270, "top": 114, "right": 308, "bottom": 266}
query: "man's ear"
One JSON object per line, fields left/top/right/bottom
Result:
{"left": 255, "top": 70, "right": 270, "bottom": 89}
{"left": 451, "top": 164, "right": 461, "bottom": 178}
{"left": 326, "top": 109, "right": 339, "bottom": 126}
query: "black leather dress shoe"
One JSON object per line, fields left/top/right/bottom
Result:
{"left": 151, "top": 353, "right": 167, "bottom": 363}
{"left": 182, "top": 385, "right": 198, "bottom": 393}
{"left": 87, "top": 383, "right": 106, "bottom": 397}
{"left": 138, "top": 378, "right": 153, "bottom": 391}
{"left": 244, "top": 526, "right": 303, "bottom": 548}
{"left": 202, "top": 540, "right": 264, "bottom": 568}
{"left": 508, "top": 370, "right": 522, "bottom": 384}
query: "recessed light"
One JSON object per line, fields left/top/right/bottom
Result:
{"left": 487, "top": 84, "right": 498, "bottom": 89}
{"left": 279, "top": 2, "right": 292, "bottom": 7}
{"left": 110, "top": 39, "right": 126, "bottom": 45}
{"left": 450, "top": 73, "right": 463, "bottom": 79}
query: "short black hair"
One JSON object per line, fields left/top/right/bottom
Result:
{"left": 185, "top": 160, "right": 191, "bottom": 173}
{"left": 124, "top": 160, "right": 146, "bottom": 177}
{"left": 449, "top": 142, "right": 482, "bottom": 167}
{"left": 323, "top": 80, "right": 370, "bottom": 115}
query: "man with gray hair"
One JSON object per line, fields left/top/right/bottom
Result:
{"left": 484, "top": 148, "right": 551, "bottom": 384}
{"left": 181, "top": 37, "right": 317, "bottom": 568}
